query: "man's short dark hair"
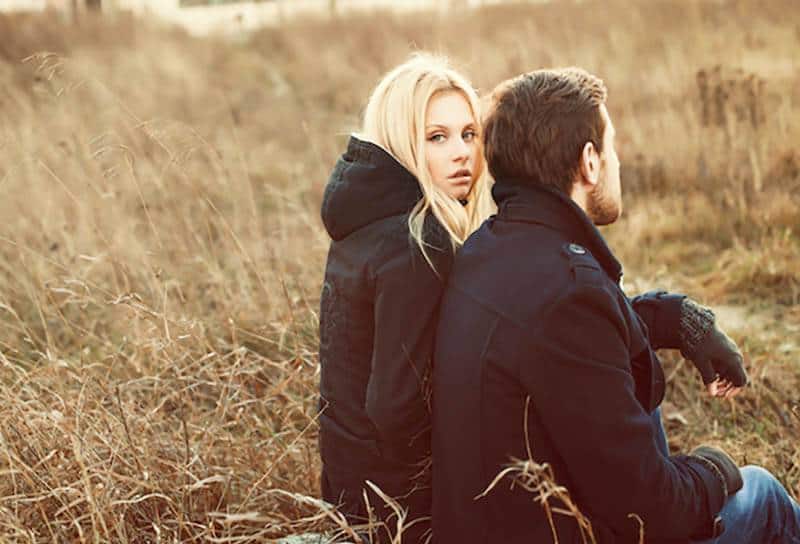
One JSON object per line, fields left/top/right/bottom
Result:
{"left": 483, "top": 68, "right": 608, "bottom": 194}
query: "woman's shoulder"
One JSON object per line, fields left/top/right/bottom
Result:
{"left": 367, "top": 212, "right": 455, "bottom": 283}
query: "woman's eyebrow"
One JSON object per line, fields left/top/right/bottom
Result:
{"left": 427, "top": 121, "right": 476, "bottom": 129}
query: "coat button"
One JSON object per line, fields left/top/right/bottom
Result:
{"left": 568, "top": 243, "right": 586, "bottom": 255}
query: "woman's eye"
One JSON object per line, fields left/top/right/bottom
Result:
{"left": 428, "top": 134, "right": 446, "bottom": 143}
{"left": 463, "top": 130, "right": 477, "bottom": 142}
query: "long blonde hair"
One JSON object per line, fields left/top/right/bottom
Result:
{"left": 360, "top": 53, "right": 495, "bottom": 265}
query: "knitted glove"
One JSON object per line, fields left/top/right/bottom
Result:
{"left": 679, "top": 299, "right": 748, "bottom": 387}
{"left": 690, "top": 445, "right": 744, "bottom": 496}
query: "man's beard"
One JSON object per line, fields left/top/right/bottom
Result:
{"left": 587, "top": 172, "right": 621, "bottom": 226}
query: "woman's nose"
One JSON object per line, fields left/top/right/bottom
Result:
{"left": 452, "top": 138, "right": 470, "bottom": 162}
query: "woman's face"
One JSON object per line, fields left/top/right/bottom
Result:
{"left": 424, "top": 90, "right": 480, "bottom": 201}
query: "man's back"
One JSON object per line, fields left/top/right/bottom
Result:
{"left": 432, "top": 201, "right": 576, "bottom": 543}
{"left": 432, "top": 183, "right": 723, "bottom": 543}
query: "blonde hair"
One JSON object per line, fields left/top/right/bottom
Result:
{"left": 360, "top": 53, "right": 495, "bottom": 267}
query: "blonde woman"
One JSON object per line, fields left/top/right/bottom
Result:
{"left": 318, "top": 54, "right": 494, "bottom": 543}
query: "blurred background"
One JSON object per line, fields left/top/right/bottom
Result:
{"left": 0, "top": 0, "right": 798, "bottom": 541}
{"left": 5, "top": 0, "right": 517, "bottom": 35}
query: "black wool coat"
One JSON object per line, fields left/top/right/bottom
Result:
{"left": 432, "top": 182, "right": 727, "bottom": 544}
{"left": 318, "top": 135, "right": 452, "bottom": 542}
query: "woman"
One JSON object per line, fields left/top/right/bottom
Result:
{"left": 318, "top": 54, "right": 494, "bottom": 543}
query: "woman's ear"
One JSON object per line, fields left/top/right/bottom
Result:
{"left": 579, "top": 141, "right": 601, "bottom": 187}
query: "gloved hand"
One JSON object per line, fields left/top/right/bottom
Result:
{"left": 690, "top": 445, "right": 744, "bottom": 496}
{"left": 679, "top": 299, "right": 748, "bottom": 390}
{"left": 687, "top": 326, "right": 748, "bottom": 387}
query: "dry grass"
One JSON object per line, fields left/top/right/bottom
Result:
{"left": 0, "top": 1, "right": 798, "bottom": 541}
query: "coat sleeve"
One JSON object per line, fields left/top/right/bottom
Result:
{"left": 630, "top": 290, "right": 686, "bottom": 350}
{"left": 518, "top": 284, "right": 725, "bottom": 540}
{"left": 365, "top": 231, "right": 453, "bottom": 463}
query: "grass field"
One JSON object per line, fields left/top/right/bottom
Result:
{"left": 0, "top": 1, "right": 798, "bottom": 541}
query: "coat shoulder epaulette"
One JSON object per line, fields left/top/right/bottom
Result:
{"left": 561, "top": 242, "right": 605, "bottom": 288}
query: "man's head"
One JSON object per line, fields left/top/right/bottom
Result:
{"left": 483, "top": 68, "right": 621, "bottom": 225}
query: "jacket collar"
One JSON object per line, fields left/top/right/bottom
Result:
{"left": 492, "top": 180, "right": 623, "bottom": 282}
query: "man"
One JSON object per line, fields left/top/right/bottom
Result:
{"left": 432, "top": 68, "right": 800, "bottom": 543}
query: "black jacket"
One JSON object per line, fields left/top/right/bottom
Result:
{"left": 432, "top": 182, "right": 726, "bottom": 543}
{"left": 318, "top": 136, "right": 452, "bottom": 539}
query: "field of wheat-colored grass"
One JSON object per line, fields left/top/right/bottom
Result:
{"left": 0, "top": 1, "right": 798, "bottom": 541}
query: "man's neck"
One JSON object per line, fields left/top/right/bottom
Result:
{"left": 569, "top": 181, "right": 591, "bottom": 219}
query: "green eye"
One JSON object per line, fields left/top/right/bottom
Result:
{"left": 428, "top": 134, "right": 446, "bottom": 143}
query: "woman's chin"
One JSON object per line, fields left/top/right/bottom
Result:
{"left": 449, "top": 187, "right": 471, "bottom": 201}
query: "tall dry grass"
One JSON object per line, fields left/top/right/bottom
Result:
{"left": 0, "top": 1, "right": 798, "bottom": 541}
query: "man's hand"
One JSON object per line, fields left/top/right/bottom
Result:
{"left": 689, "top": 326, "right": 748, "bottom": 397}
{"left": 690, "top": 445, "right": 744, "bottom": 496}
{"left": 707, "top": 377, "right": 744, "bottom": 399}
{"left": 679, "top": 298, "right": 748, "bottom": 397}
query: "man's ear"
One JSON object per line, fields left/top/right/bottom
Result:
{"left": 579, "top": 141, "right": 601, "bottom": 186}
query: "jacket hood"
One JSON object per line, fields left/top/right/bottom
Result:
{"left": 321, "top": 136, "right": 423, "bottom": 241}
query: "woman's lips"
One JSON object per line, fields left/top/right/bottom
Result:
{"left": 449, "top": 168, "right": 472, "bottom": 184}
{"left": 450, "top": 175, "right": 472, "bottom": 185}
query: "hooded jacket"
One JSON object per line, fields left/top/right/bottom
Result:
{"left": 318, "top": 135, "right": 452, "bottom": 540}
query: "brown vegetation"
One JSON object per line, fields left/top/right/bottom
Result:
{"left": 0, "top": 0, "right": 798, "bottom": 541}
